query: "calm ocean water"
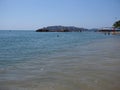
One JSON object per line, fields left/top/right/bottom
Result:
{"left": 0, "top": 30, "right": 120, "bottom": 90}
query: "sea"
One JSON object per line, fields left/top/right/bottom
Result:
{"left": 0, "top": 30, "right": 120, "bottom": 90}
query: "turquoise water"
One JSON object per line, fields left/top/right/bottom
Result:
{"left": 0, "top": 30, "right": 120, "bottom": 90}
{"left": 0, "top": 31, "right": 107, "bottom": 66}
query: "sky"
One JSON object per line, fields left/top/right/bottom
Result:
{"left": 0, "top": 0, "right": 120, "bottom": 30}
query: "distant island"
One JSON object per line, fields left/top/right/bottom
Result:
{"left": 36, "top": 20, "right": 120, "bottom": 33}
{"left": 36, "top": 26, "right": 88, "bottom": 32}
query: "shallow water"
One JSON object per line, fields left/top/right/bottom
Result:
{"left": 0, "top": 31, "right": 120, "bottom": 90}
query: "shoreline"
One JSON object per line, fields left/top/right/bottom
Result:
{"left": 0, "top": 32, "right": 120, "bottom": 90}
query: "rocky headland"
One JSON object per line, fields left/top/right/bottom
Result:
{"left": 36, "top": 26, "right": 88, "bottom": 32}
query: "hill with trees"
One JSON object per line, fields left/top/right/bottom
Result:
{"left": 36, "top": 26, "right": 88, "bottom": 32}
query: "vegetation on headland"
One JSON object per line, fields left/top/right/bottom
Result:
{"left": 113, "top": 20, "right": 120, "bottom": 28}
{"left": 36, "top": 26, "right": 88, "bottom": 32}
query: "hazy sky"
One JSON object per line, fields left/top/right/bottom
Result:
{"left": 0, "top": 0, "right": 120, "bottom": 30}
